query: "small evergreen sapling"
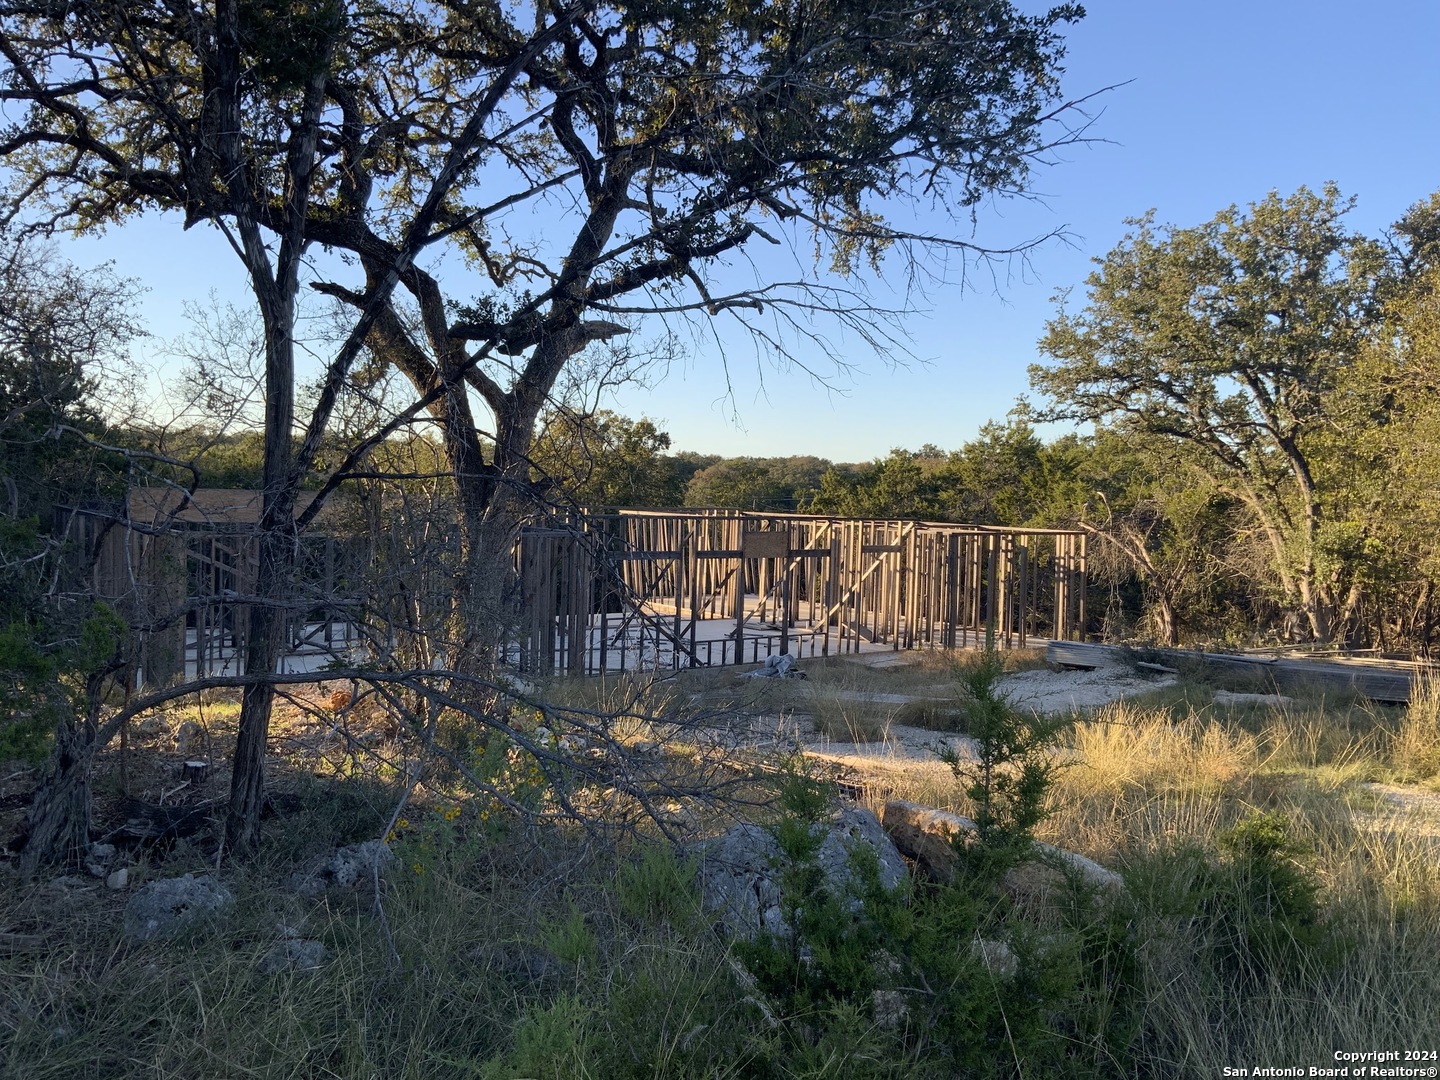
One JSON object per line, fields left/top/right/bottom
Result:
{"left": 942, "top": 651, "right": 1070, "bottom": 882}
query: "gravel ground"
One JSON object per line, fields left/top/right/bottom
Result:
{"left": 995, "top": 661, "right": 1177, "bottom": 715}
{"left": 797, "top": 660, "right": 1176, "bottom": 765}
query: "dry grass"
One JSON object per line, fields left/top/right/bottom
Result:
{"left": 1393, "top": 668, "right": 1440, "bottom": 782}
{"left": 577, "top": 647, "right": 1042, "bottom": 745}
{"left": 1057, "top": 691, "right": 1440, "bottom": 1062}
{"left": 793, "top": 647, "right": 1048, "bottom": 741}
{"left": 803, "top": 685, "right": 898, "bottom": 743}
{"left": 11, "top": 652, "right": 1440, "bottom": 1077}
{"left": 848, "top": 673, "right": 1440, "bottom": 1069}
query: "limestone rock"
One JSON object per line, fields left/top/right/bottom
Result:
{"left": 85, "top": 842, "right": 117, "bottom": 879}
{"left": 872, "top": 989, "right": 908, "bottom": 1029}
{"left": 106, "top": 867, "right": 130, "bottom": 891}
{"left": 259, "top": 938, "right": 332, "bottom": 975}
{"left": 476, "top": 943, "right": 577, "bottom": 985}
{"left": 693, "top": 807, "right": 906, "bottom": 941}
{"left": 287, "top": 839, "right": 393, "bottom": 896}
{"left": 122, "top": 874, "right": 233, "bottom": 943}
{"left": 970, "top": 937, "right": 1018, "bottom": 979}
{"left": 174, "top": 720, "right": 203, "bottom": 756}
{"left": 327, "top": 839, "right": 392, "bottom": 888}
{"left": 1031, "top": 842, "right": 1125, "bottom": 894}
{"left": 882, "top": 799, "right": 1126, "bottom": 899}
{"left": 1000, "top": 861, "right": 1068, "bottom": 908}
{"left": 999, "top": 850, "right": 1125, "bottom": 908}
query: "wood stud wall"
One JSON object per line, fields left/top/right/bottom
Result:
{"left": 74, "top": 500, "right": 1088, "bottom": 681}
{"left": 520, "top": 509, "right": 1088, "bottom": 675}
{"left": 76, "top": 507, "right": 356, "bottom": 683}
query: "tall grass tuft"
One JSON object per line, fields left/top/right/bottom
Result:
{"left": 1393, "top": 667, "right": 1440, "bottom": 781}
{"left": 1065, "top": 700, "right": 1260, "bottom": 798}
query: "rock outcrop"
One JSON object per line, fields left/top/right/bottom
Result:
{"left": 693, "top": 807, "right": 906, "bottom": 940}
{"left": 881, "top": 799, "right": 1125, "bottom": 897}
{"left": 286, "top": 839, "right": 393, "bottom": 896}
{"left": 122, "top": 874, "right": 234, "bottom": 943}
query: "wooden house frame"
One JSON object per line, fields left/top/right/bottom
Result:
{"left": 65, "top": 492, "right": 1087, "bottom": 681}
{"left": 68, "top": 488, "right": 360, "bottom": 685}
{"left": 517, "top": 509, "right": 1087, "bottom": 675}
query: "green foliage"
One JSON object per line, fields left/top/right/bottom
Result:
{"left": 1215, "top": 812, "right": 1324, "bottom": 948}
{"left": 0, "top": 621, "right": 60, "bottom": 762}
{"left": 945, "top": 651, "right": 1068, "bottom": 874}
{"left": 1140, "top": 812, "right": 1333, "bottom": 1003}
{"left": 684, "top": 456, "right": 832, "bottom": 511}
{"left": 480, "top": 995, "right": 595, "bottom": 1080}
{"left": 187, "top": 430, "right": 267, "bottom": 488}
{"left": 238, "top": 0, "right": 344, "bottom": 92}
{"left": 730, "top": 741, "right": 1130, "bottom": 1076}
{"left": 1031, "top": 185, "right": 1406, "bottom": 644}
{"left": 616, "top": 844, "right": 702, "bottom": 929}
{"left": 731, "top": 765, "right": 897, "bottom": 1050}
{"left": 804, "top": 419, "right": 1059, "bottom": 525}
{"left": 540, "top": 906, "right": 598, "bottom": 969}
{"left": 0, "top": 240, "right": 137, "bottom": 768}
{"left": 0, "top": 600, "right": 124, "bottom": 764}
{"left": 431, "top": 716, "right": 561, "bottom": 834}
{"left": 1056, "top": 889, "right": 1145, "bottom": 1066}
{"left": 531, "top": 411, "right": 684, "bottom": 507}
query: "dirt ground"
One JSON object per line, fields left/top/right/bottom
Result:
{"left": 0, "top": 684, "right": 406, "bottom": 859}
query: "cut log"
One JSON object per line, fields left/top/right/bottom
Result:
{"left": 882, "top": 799, "right": 1126, "bottom": 898}
{"left": 1046, "top": 641, "right": 1422, "bottom": 704}
{"left": 881, "top": 800, "right": 976, "bottom": 882}
{"left": 107, "top": 798, "right": 222, "bottom": 843}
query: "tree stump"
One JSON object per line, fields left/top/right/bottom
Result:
{"left": 181, "top": 761, "right": 209, "bottom": 786}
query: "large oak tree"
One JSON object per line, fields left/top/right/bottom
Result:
{"left": 1, "top": 0, "right": 1092, "bottom": 851}
{"left": 1032, "top": 186, "right": 1395, "bottom": 644}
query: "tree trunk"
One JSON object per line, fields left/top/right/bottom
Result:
{"left": 1149, "top": 593, "right": 1179, "bottom": 647}
{"left": 21, "top": 714, "right": 96, "bottom": 875}
{"left": 225, "top": 514, "right": 296, "bottom": 855}
{"left": 1420, "top": 579, "right": 1435, "bottom": 656}
{"left": 1297, "top": 574, "right": 1337, "bottom": 645}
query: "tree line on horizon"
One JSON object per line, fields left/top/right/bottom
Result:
{"left": 517, "top": 184, "right": 1440, "bottom": 653}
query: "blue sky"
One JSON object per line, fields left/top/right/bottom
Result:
{"left": 58, "top": 0, "right": 1440, "bottom": 462}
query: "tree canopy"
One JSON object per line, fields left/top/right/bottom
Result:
{"left": 0, "top": 0, "right": 1095, "bottom": 567}
{"left": 530, "top": 410, "right": 682, "bottom": 507}
{"left": 1032, "top": 185, "right": 1397, "bottom": 643}
{"left": 0, "top": 0, "right": 1093, "bottom": 853}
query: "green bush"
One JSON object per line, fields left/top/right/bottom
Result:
{"left": 731, "top": 753, "right": 1132, "bottom": 1078}
{"left": 945, "top": 650, "right": 1071, "bottom": 883}
{"left": 1133, "top": 811, "right": 1336, "bottom": 1009}
{"left": 481, "top": 994, "right": 595, "bottom": 1080}
{"left": 1210, "top": 811, "right": 1331, "bottom": 988}
{"left": 0, "top": 601, "right": 126, "bottom": 765}
{"left": 616, "top": 843, "right": 702, "bottom": 930}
